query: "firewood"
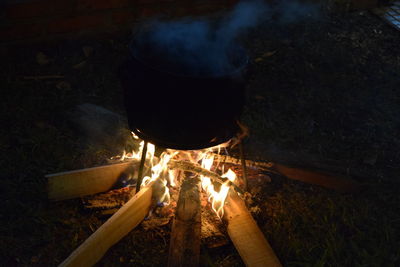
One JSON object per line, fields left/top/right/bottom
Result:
{"left": 272, "top": 163, "right": 360, "bottom": 193}
{"left": 167, "top": 160, "right": 244, "bottom": 194}
{"left": 211, "top": 154, "right": 360, "bottom": 192}
{"left": 47, "top": 161, "right": 138, "bottom": 201}
{"left": 223, "top": 190, "right": 282, "bottom": 267}
{"left": 168, "top": 173, "right": 201, "bottom": 267}
{"left": 201, "top": 196, "right": 229, "bottom": 249}
{"left": 59, "top": 181, "right": 154, "bottom": 267}
{"left": 211, "top": 153, "right": 274, "bottom": 171}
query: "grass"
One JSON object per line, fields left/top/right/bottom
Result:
{"left": 262, "top": 182, "right": 399, "bottom": 266}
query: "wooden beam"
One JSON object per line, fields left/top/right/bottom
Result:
{"left": 211, "top": 154, "right": 360, "bottom": 193}
{"left": 272, "top": 164, "right": 360, "bottom": 193}
{"left": 59, "top": 181, "right": 154, "bottom": 267}
{"left": 168, "top": 173, "right": 201, "bottom": 267}
{"left": 224, "top": 190, "right": 282, "bottom": 267}
{"left": 47, "top": 161, "right": 138, "bottom": 201}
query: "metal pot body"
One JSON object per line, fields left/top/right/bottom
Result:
{"left": 119, "top": 52, "right": 247, "bottom": 150}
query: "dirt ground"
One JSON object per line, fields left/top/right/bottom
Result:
{"left": 1, "top": 8, "right": 399, "bottom": 267}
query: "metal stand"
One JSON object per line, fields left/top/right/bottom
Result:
{"left": 239, "top": 141, "right": 248, "bottom": 192}
{"left": 136, "top": 141, "right": 148, "bottom": 192}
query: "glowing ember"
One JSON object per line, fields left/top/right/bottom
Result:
{"left": 114, "top": 137, "right": 238, "bottom": 218}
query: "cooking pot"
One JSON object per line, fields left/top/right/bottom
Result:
{"left": 119, "top": 36, "right": 248, "bottom": 150}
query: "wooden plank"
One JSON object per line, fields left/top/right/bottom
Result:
{"left": 59, "top": 181, "right": 154, "bottom": 267}
{"left": 273, "top": 164, "right": 360, "bottom": 193}
{"left": 47, "top": 161, "right": 138, "bottom": 201}
{"left": 224, "top": 190, "right": 282, "bottom": 267}
{"left": 168, "top": 173, "right": 201, "bottom": 267}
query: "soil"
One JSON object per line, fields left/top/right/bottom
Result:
{"left": 1, "top": 8, "right": 399, "bottom": 267}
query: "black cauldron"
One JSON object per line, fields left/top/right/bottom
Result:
{"left": 119, "top": 39, "right": 248, "bottom": 150}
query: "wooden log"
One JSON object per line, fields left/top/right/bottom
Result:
{"left": 168, "top": 160, "right": 244, "bottom": 194}
{"left": 47, "top": 161, "right": 138, "bottom": 201}
{"left": 212, "top": 153, "right": 274, "bottom": 171}
{"left": 223, "top": 190, "right": 282, "bottom": 267}
{"left": 272, "top": 164, "right": 360, "bottom": 193}
{"left": 59, "top": 181, "right": 154, "bottom": 267}
{"left": 168, "top": 173, "right": 201, "bottom": 267}
{"left": 211, "top": 154, "right": 360, "bottom": 193}
{"left": 201, "top": 195, "right": 229, "bottom": 249}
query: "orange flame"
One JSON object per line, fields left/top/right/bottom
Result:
{"left": 113, "top": 138, "right": 236, "bottom": 217}
{"left": 200, "top": 154, "right": 236, "bottom": 218}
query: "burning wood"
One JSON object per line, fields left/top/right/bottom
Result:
{"left": 50, "top": 134, "right": 357, "bottom": 266}
{"left": 211, "top": 153, "right": 274, "bottom": 171}
{"left": 211, "top": 153, "right": 360, "bottom": 193}
{"left": 168, "top": 160, "right": 244, "bottom": 195}
{"left": 168, "top": 173, "right": 201, "bottom": 267}
{"left": 201, "top": 202, "right": 229, "bottom": 249}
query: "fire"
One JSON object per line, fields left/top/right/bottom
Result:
{"left": 114, "top": 136, "right": 237, "bottom": 218}
{"left": 119, "top": 135, "right": 155, "bottom": 162}
{"left": 199, "top": 154, "right": 236, "bottom": 218}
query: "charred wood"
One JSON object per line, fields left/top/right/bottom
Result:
{"left": 211, "top": 153, "right": 274, "bottom": 171}
{"left": 201, "top": 195, "right": 229, "bottom": 249}
{"left": 168, "top": 173, "right": 201, "bottom": 267}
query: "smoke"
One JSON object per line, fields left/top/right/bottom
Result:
{"left": 132, "top": 0, "right": 319, "bottom": 76}
{"left": 68, "top": 103, "right": 136, "bottom": 154}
